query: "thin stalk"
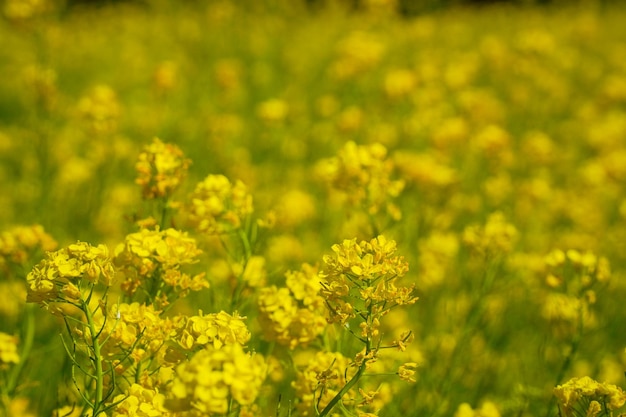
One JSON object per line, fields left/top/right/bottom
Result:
{"left": 318, "top": 363, "right": 366, "bottom": 417}
{"left": 319, "top": 304, "right": 373, "bottom": 417}
{"left": 543, "top": 301, "right": 585, "bottom": 417}
{"left": 83, "top": 299, "right": 105, "bottom": 416}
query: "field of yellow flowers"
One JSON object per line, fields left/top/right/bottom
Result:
{"left": 1, "top": 0, "right": 626, "bottom": 416}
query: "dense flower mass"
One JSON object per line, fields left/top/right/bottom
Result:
{"left": 257, "top": 264, "right": 327, "bottom": 348}
{"left": 187, "top": 174, "right": 254, "bottom": 234}
{"left": 320, "top": 235, "right": 416, "bottom": 324}
{"left": 166, "top": 343, "right": 266, "bottom": 415}
{"left": 26, "top": 241, "right": 115, "bottom": 305}
{"left": 94, "top": 302, "right": 171, "bottom": 364}
{"left": 292, "top": 351, "right": 355, "bottom": 416}
{"left": 2, "top": 2, "right": 626, "bottom": 417}
{"left": 111, "top": 384, "right": 167, "bottom": 417}
{"left": 174, "top": 310, "right": 251, "bottom": 350}
{"left": 135, "top": 138, "right": 191, "bottom": 200}
{"left": 316, "top": 141, "right": 405, "bottom": 221}
{"left": 553, "top": 376, "right": 626, "bottom": 417}
{"left": 114, "top": 228, "right": 207, "bottom": 303}
{"left": 0, "top": 224, "right": 57, "bottom": 271}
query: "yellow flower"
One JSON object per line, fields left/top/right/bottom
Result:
{"left": 398, "top": 362, "right": 418, "bottom": 383}
{"left": 292, "top": 351, "right": 354, "bottom": 416}
{"left": 135, "top": 138, "right": 191, "bottom": 200}
{"left": 187, "top": 174, "right": 254, "bottom": 234}
{"left": 166, "top": 344, "right": 265, "bottom": 415}
{"left": 462, "top": 212, "right": 518, "bottom": 256}
{"left": 175, "top": 310, "right": 251, "bottom": 351}
{"left": 114, "top": 228, "right": 206, "bottom": 300}
{"left": 0, "top": 224, "right": 57, "bottom": 271}
{"left": 26, "top": 241, "right": 115, "bottom": 306}
{"left": 316, "top": 141, "right": 404, "bottom": 221}
{"left": 554, "top": 376, "right": 626, "bottom": 417}
{"left": 320, "top": 236, "right": 416, "bottom": 324}
{"left": 0, "top": 332, "right": 20, "bottom": 367}
{"left": 78, "top": 85, "right": 120, "bottom": 135}
{"left": 241, "top": 256, "right": 267, "bottom": 288}
{"left": 257, "top": 264, "right": 327, "bottom": 349}
{"left": 111, "top": 383, "right": 168, "bottom": 417}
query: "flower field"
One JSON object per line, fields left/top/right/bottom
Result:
{"left": 1, "top": 0, "right": 626, "bottom": 416}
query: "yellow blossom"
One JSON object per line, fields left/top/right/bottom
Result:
{"left": 166, "top": 344, "right": 266, "bottom": 415}
{"left": 135, "top": 138, "right": 191, "bottom": 200}
{"left": 398, "top": 362, "right": 418, "bottom": 383}
{"left": 187, "top": 174, "right": 254, "bottom": 234}
{"left": 111, "top": 384, "right": 168, "bottom": 417}
{"left": 316, "top": 141, "right": 404, "bottom": 222}
{"left": 0, "top": 332, "right": 20, "bottom": 367}
{"left": 26, "top": 241, "right": 115, "bottom": 306}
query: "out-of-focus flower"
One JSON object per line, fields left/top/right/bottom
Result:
{"left": 166, "top": 344, "right": 266, "bottom": 415}
{"left": 316, "top": 141, "right": 404, "bottom": 222}
{"left": 0, "top": 332, "right": 20, "bottom": 368}
{"left": 257, "top": 264, "right": 327, "bottom": 349}
{"left": 187, "top": 174, "right": 253, "bottom": 235}
{"left": 78, "top": 85, "right": 120, "bottom": 136}
{"left": 135, "top": 138, "right": 191, "bottom": 200}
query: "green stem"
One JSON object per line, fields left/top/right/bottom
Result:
{"left": 83, "top": 300, "right": 105, "bottom": 416}
{"left": 237, "top": 227, "right": 252, "bottom": 262}
{"left": 544, "top": 300, "right": 585, "bottom": 417}
{"left": 319, "top": 316, "right": 372, "bottom": 417}
{"left": 318, "top": 363, "right": 366, "bottom": 417}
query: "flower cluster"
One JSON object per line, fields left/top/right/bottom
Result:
{"left": 257, "top": 263, "right": 327, "bottom": 349}
{"left": 174, "top": 310, "right": 251, "bottom": 351}
{"left": 110, "top": 383, "right": 168, "bottom": 417}
{"left": 0, "top": 332, "right": 20, "bottom": 369}
{"left": 543, "top": 249, "right": 611, "bottom": 293}
{"left": 462, "top": 211, "right": 518, "bottom": 256}
{"left": 553, "top": 376, "right": 626, "bottom": 417}
{"left": 540, "top": 249, "right": 610, "bottom": 337}
{"left": 417, "top": 231, "right": 459, "bottom": 289}
{"left": 95, "top": 302, "right": 171, "bottom": 365}
{"left": 292, "top": 351, "right": 355, "bottom": 416}
{"left": 166, "top": 343, "right": 266, "bottom": 415}
{"left": 397, "top": 362, "right": 419, "bottom": 383}
{"left": 316, "top": 141, "right": 405, "bottom": 222}
{"left": 135, "top": 138, "right": 191, "bottom": 200}
{"left": 77, "top": 85, "right": 120, "bottom": 136}
{"left": 0, "top": 224, "right": 57, "bottom": 272}
{"left": 454, "top": 401, "right": 501, "bottom": 417}
{"left": 114, "top": 228, "right": 207, "bottom": 305}
{"left": 331, "top": 31, "right": 385, "bottom": 80}
{"left": 26, "top": 242, "right": 115, "bottom": 306}
{"left": 187, "top": 174, "right": 254, "bottom": 234}
{"left": 320, "top": 235, "right": 415, "bottom": 325}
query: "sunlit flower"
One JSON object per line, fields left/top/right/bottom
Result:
{"left": 135, "top": 138, "right": 191, "bottom": 200}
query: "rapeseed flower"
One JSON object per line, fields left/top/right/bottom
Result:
{"left": 554, "top": 376, "right": 626, "bottom": 417}
{"left": 187, "top": 174, "right": 253, "bottom": 235}
{"left": 166, "top": 344, "right": 266, "bottom": 415}
{"left": 135, "top": 138, "right": 191, "bottom": 200}
{"left": 0, "top": 332, "right": 20, "bottom": 368}
{"left": 26, "top": 241, "right": 115, "bottom": 306}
